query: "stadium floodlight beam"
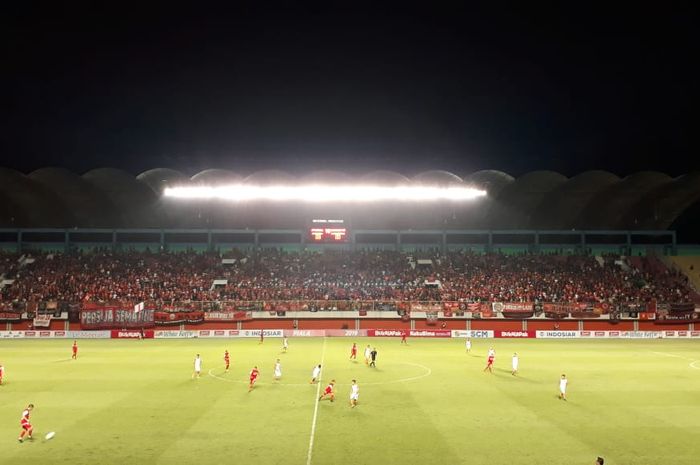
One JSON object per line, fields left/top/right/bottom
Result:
{"left": 163, "top": 184, "right": 487, "bottom": 202}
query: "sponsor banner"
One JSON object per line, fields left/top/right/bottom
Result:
{"left": 662, "top": 330, "right": 700, "bottom": 338}
{"left": 238, "top": 329, "right": 284, "bottom": 338}
{"left": 110, "top": 330, "right": 155, "bottom": 339}
{"left": 0, "top": 331, "right": 25, "bottom": 338}
{"left": 325, "top": 329, "right": 368, "bottom": 337}
{"left": 451, "top": 330, "right": 494, "bottom": 338}
{"left": 0, "top": 330, "right": 111, "bottom": 339}
{"left": 155, "top": 330, "right": 198, "bottom": 339}
{"left": 495, "top": 330, "right": 536, "bottom": 338}
{"left": 536, "top": 330, "right": 581, "bottom": 339}
{"left": 196, "top": 330, "right": 245, "bottom": 338}
{"left": 64, "top": 331, "right": 111, "bottom": 339}
{"left": 203, "top": 311, "right": 253, "bottom": 322}
{"left": 367, "top": 329, "right": 451, "bottom": 337}
{"left": 579, "top": 330, "right": 663, "bottom": 338}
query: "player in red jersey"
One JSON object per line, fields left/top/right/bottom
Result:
{"left": 0, "top": 363, "right": 5, "bottom": 385}
{"left": 483, "top": 353, "right": 494, "bottom": 373}
{"left": 401, "top": 331, "right": 408, "bottom": 344}
{"left": 224, "top": 350, "right": 230, "bottom": 372}
{"left": 71, "top": 340, "right": 78, "bottom": 359}
{"left": 319, "top": 380, "right": 335, "bottom": 402}
{"left": 18, "top": 404, "right": 34, "bottom": 442}
{"left": 249, "top": 366, "right": 260, "bottom": 392}
{"left": 350, "top": 343, "right": 357, "bottom": 360}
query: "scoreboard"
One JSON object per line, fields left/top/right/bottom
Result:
{"left": 308, "top": 219, "right": 348, "bottom": 242}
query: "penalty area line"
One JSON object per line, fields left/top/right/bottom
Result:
{"left": 307, "top": 336, "right": 327, "bottom": 465}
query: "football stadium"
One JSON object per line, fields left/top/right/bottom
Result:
{"left": 1, "top": 168, "right": 699, "bottom": 465}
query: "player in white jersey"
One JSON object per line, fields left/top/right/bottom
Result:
{"left": 350, "top": 379, "right": 359, "bottom": 407}
{"left": 559, "top": 374, "right": 568, "bottom": 400}
{"left": 282, "top": 336, "right": 289, "bottom": 352}
{"left": 465, "top": 337, "right": 472, "bottom": 353}
{"left": 274, "top": 359, "right": 282, "bottom": 381}
{"left": 192, "top": 354, "right": 202, "bottom": 379}
{"left": 511, "top": 353, "right": 519, "bottom": 376}
{"left": 364, "top": 345, "right": 372, "bottom": 365}
{"left": 310, "top": 364, "right": 322, "bottom": 384}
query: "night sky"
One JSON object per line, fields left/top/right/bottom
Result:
{"left": 2, "top": 4, "right": 697, "bottom": 177}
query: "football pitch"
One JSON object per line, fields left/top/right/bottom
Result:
{"left": 1, "top": 337, "right": 698, "bottom": 465}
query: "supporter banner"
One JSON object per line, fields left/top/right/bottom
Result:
{"left": 81, "top": 307, "right": 155, "bottom": 329}
{"left": 492, "top": 302, "right": 533, "bottom": 313}
{"left": 155, "top": 330, "right": 198, "bottom": 339}
{"left": 451, "top": 330, "right": 494, "bottom": 338}
{"left": 670, "top": 302, "right": 695, "bottom": 313}
{"left": 368, "top": 329, "right": 451, "bottom": 337}
{"left": 154, "top": 311, "right": 204, "bottom": 325}
{"left": 203, "top": 311, "right": 253, "bottom": 322}
{"left": 410, "top": 303, "right": 443, "bottom": 312}
{"left": 536, "top": 330, "right": 581, "bottom": 338}
{"left": 495, "top": 330, "right": 536, "bottom": 338}
{"left": 110, "top": 330, "right": 154, "bottom": 339}
{"left": 33, "top": 314, "right": 52, "bottom": 328}
{"left": 0, "top": 312, "right": 22, "bottom": 321}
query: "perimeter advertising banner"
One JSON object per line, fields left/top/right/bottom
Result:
{"left": 451, "top": 330, "right": 494, "bottom": 338}
{"left": 110, "top": 330, "right": 154, "bottom": 339}
{"left": 494, "top": 330, "right": 536, "bottom": 338}
{"left": 0, "top": 330, "right": 111, "bottom": 338}
{"left": 368, "top": 329, "right": 451, "bottom": 337}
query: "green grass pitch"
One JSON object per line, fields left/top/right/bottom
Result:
{"left": 1, "top": 337, "right": 698, "bottom": 465}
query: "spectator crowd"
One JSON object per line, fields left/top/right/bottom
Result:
{"left": 0, "top": 249, "right": 695, "bottom": 306}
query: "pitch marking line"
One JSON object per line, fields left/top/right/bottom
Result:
{"left": 650, "top": 351, "right": 699, "bottom": 370}
{"left": 208, "top": 362, "right": 432, "bottom": 386}
{"left": 307, "top": 336, "right": 327, "bottom": 465}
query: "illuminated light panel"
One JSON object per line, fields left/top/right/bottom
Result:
{"left": 163, "top": 185, "right": 487, "bottom": 202}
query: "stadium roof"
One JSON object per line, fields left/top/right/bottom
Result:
{"left": 0, "top": 167, "right": 697, "bottom": 237}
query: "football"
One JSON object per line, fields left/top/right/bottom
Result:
{"left": 45, "top": 432, "right": 56, "bottom": 440}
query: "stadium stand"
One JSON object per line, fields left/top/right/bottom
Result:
{"left": 0, "top": 250, "right": 694, "bottom": 307}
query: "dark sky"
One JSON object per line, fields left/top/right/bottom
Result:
{"left": 2, "top": 4, "right": 697, "bottom": 177}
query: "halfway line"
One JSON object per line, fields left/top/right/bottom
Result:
{"left": 306, "top": 336, "right": 327, "bottom": 465}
